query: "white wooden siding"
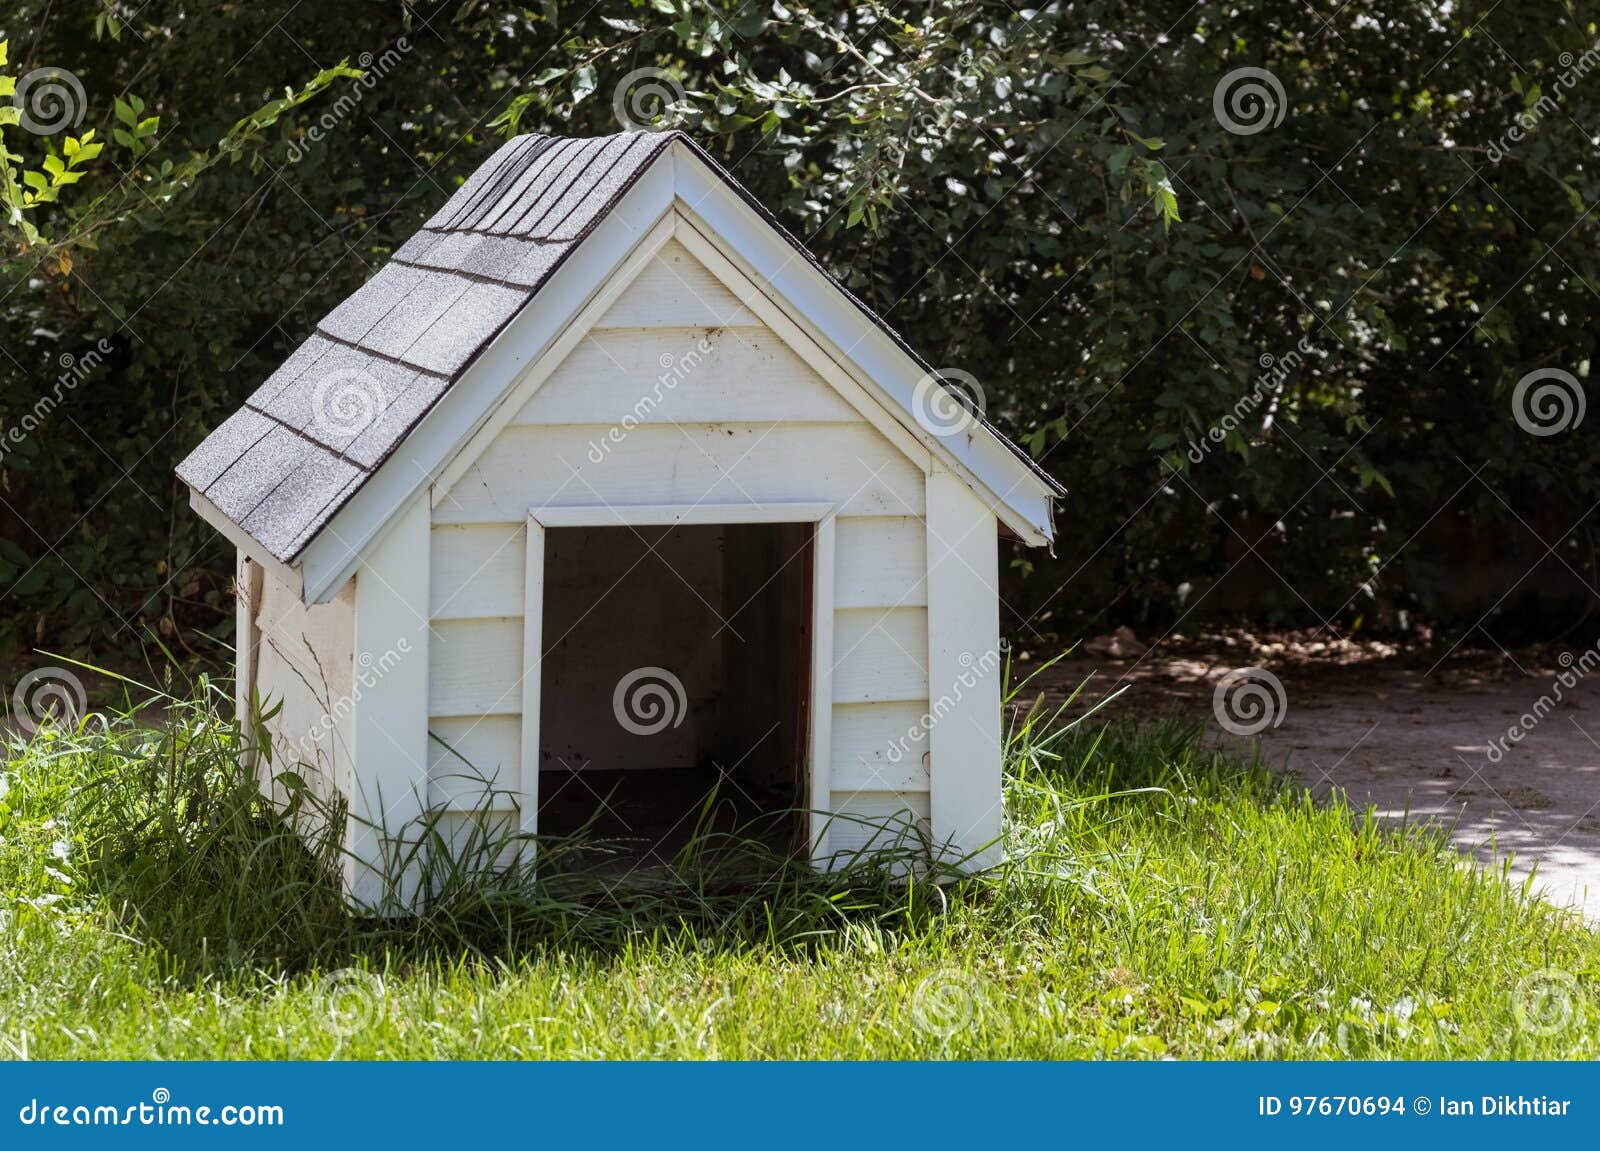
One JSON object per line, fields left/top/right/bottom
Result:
{"left": 437, "top": 422, "right": 924, "bottom": 525}
{"left": 428, "top": 523, "right": 524, "bottom": 620}
{"left": 254, "top": 569, "right": 356, "bottom": 808}
{"left": 517, "top": 329, "right": 862, "bottom": 426}
{"left": 831, "top": 606, "right": 928, "bottom": 704}
{"left": 428, "top": 715, "right": 520, "bottom": 811}
{"left": 348, "top": 494, "right": 433, "bottom": 911}
{"left": 426, "top": 238, "right": 937, "bottom": 861}
{"left": 830, "top": 700, "right": 931, "bottom": 792}
{"left": 595, "top": 238, "right": 760, "bottom": 329}
{"left": 925, "top": 465, "right": 1004, "bottom": 869}
{"left": 835, "top": 516, "right": 926, "bottom": 608}
{"left": 429, "top": 810, "right": 521, "bottom": 870}
{"left": 429, "top": 616, "right": 524, "bottom": 717}
{"left": 826, "top": 790, "right": 932, "bottom": 859}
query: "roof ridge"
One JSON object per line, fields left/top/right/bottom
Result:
{"left": 437, "top": 134, "right": 547, "bottom": 231}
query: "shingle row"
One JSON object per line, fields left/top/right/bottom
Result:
{"left": 178, "top": 131, "right": 675, "bottom": 563}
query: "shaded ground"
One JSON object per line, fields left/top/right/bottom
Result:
{"left": 1032, "top": 629, "right": 1600, "bottom": 922}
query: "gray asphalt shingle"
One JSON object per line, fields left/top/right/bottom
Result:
{"left": 176, "top": 132, "right": 670, "bottom": 564}
{"left": 399, "top": 280, "right": 528, "bottom": 376}
{"left": 203, "top": 425, "right": 313, "bottom": 526}
{"left": 240, "top": 450, "right": 364, "bottom": 558}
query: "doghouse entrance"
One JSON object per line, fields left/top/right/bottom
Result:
{"left": 536, "top": 520, "right": 813, "bottom": 866}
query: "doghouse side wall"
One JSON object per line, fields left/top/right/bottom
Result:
{"left": 428, "top": 238, "right": 935, "bottom": 858}
{"left": 245, "top": 553, "right": 357, "bottom": 836}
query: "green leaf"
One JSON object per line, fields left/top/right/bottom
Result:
{"left": 1357, "top": 464, "right": 1395, "bottom": 498}
{"left": 572, "top": 64, "right": 598, "bottom": 104}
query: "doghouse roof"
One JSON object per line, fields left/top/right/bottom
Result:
{"left": 178, "top": 131, "right": 1063, "bottom": 602}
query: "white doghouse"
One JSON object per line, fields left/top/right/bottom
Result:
{"left": 178, "top": 131, "right": 1062, "bottom": 907}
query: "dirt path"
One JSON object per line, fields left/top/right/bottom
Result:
{"left": 1034, "top": 632, "right": 1600, "bottom": 923}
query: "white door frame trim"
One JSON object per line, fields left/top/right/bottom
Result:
{"left": 522, "top": 501, "right": 837, "bottom": 861}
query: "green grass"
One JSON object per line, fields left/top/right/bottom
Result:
{"left": 0, "top": 664, "right": 1596, "bottom": 1059}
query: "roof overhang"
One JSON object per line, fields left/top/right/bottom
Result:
{"left": 668, "top": 137, "right": 1060, "bottom": 547}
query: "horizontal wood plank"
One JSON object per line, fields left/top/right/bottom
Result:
{"left": 429, "top": 809, "right": 521, "bottom": 869}
{"left": 835, "top": 516, "right": 926, "bottom": 608}
{"left": 429, "top": 523, "right": 525, "bottom": 620}
{"left": 437, "top": 423, "right": 925, "bottom": 524}
{"left": 831, "top": 606, "right": 928, "bottom": 704}
{"left": 830, "top": 700, "right": 932, "bottom": 792}
{"left": 533, "top": 501, "right": 833, "bottom": 528}
{"left": 428, "top": 715, "right": 520, "bottom": 811}
{"left": 595, "top": 239, "right": 760, "bottom": 329}
{"left": 428, "top": 617, "right": 524, "bottom": 717}
{"left": 826, "top": 790, "right": 931, "bottom": 857}
{"left": 516, "top": 327, "right": 861, "bottom": 426}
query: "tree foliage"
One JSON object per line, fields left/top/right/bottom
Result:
{"left": 0, "top": 0, "right": 1596, "bottom": 658}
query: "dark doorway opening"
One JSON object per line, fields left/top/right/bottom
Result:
{"left": 536, "top": 521, "right": 813, "bottom": 868}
